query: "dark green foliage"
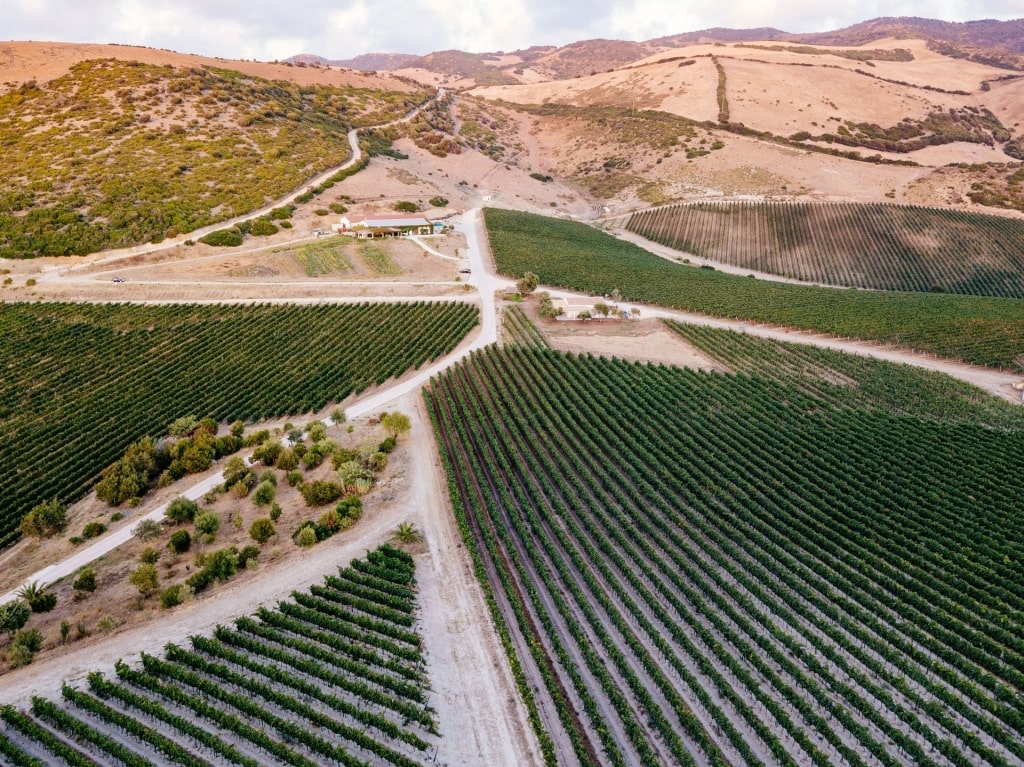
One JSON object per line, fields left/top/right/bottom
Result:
{"left": 241, "top": 429, "right": 271, "bottom": 447}
{"left": 249, "top": 218, "right": 278, "bottom": 236}
{"left": 165, "top": 497, "right": 199, "bottom": 524}
{"left": 81, "top": 521, "right": 107, "bottom": 539}
{"left": 198, "top": 228, "right": 243, "bottom": 247}
{"left": 0, "top": 600, "right": 30, "bottom": 634}
{"left": 18, "top": 498, "right": 66, "bottom": 538}
{"left": 377, "top": 435, "right": 397, "bottom": 454}
{"left": 194, "top": 511, "right": 220, "bottom": 537}
{"left": 95, "top": 436, "right": 158, "bottom": 506}
{"left": 160, "top": 583, "right": 186, "bottom": 608}
{"left": 428, "top": 196, "right": 449, "bottom": 207}
{"left": 0, "top": 301, "right": 478, "bottom": 548}
{"left": 267, "top": 205, "right": 295, "bottom": 220}
{"left": 299, "top": 480, "right": 344, "bottom": 506}
{"left": 252, "top": 480, "right": 275, "bottom": 507}
{"left": 394, "top": 200, "right": 418, "bottom": 213}
{"left": 168, "top": 529, "right": 191, "bottom": 554}
{"left": 485, "top": 208, "right": 1024, "bottom": 367}
{"left": 529, "top": 172, "right": 553, "bottom": 182}
{"left": 427, "top": 343, "right": 1024, "bottom": 767}
{"left": 72, "top": 568, "right": 97, "bottom": 594}
{"left": 26, "top": 591, "right": 57, "bottom": 614}
{"left": 186, "top": 547, "right": 238, "bottom": 593}
{"left": 251, "top": 440, "right": 282, "bottom": 466}
{"left": 213, "top": 433, "right": 243, "bottom": 458}
{"left": 237, "top": 545, "right": 260, "bottom": 569}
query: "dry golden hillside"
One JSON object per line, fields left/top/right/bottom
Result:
{"left": 0, "top": 40, "right": 422, "bottom": 92}
{"left": 464, "top": 38, "right": 1024, "bottom": 212}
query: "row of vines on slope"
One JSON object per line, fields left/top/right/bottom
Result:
{"left": 0, "top": 545, "right": 437, "bottom": 766}
{"left": 0, "top": 301, "right": 478, "bottom": 548}
{"left": 627, "top": 201, "right": 1024, "bottom": 298}
{"left": 426, "top": 342, "right": 1024, "bottom": 767}
{"left": 484, "top": 207, "right": 1024, "bottom": 369}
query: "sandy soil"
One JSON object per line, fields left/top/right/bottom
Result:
{"left": 540, "top": 313, "right": 727, "bottom": 371}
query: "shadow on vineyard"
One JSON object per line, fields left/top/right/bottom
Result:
{"left": 484, "top": 207, "right": 1024, "bottom": 368}
{"left": 427, "top": 342, "right": 1024, "bottom": 767}
{"left": 0, "top": 302, "right": 479, "bottom": 548}
{"left": 0, "top": 544, "right": 440, "bottom": 766}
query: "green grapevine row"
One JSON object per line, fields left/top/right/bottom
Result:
{"left": 427, "top": 343, "right": 1024, "bottom": 766}
{"left": 484, "top": 207, "right": 1024, "bottom": 368}
{"left": 0, "top": 301, "right": 478, "bottom": 547}
{"left": 0, "top": 545, "right": 437, "bottom": 766}
{"left": 628, "top": 201, "right": 1024, "bottom": 298}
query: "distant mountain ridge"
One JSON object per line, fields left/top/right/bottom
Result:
{"left": 289, "top": 16, "right": 1024, "bottom": 79}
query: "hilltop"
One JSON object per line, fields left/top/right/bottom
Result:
{"left": 5, "top": 19, "right": 1024, "bottom": 260}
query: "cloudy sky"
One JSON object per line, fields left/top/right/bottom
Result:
{"left": 5, "top": 0, "right": 1023, "bottom": 61}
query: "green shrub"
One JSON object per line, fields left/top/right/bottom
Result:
{"left": 27, "top": 592, "right": 57, "bottom": 614}
{"left": 429, "top": 196, "right": 449, "bottom": 207}
{"left": 19, "top": 497, "right": 67, "bottom": 538}
{"left": 7, "top": 628, "right": 43, "bottom": 667}
{"left": 168, "top": 528, "right": 191, "bottom": 554}
{"left": 132, "top": 518, "right": 162, "bottom": 540}
{"left": 268, "top": 205, "right": 295, "bottom": 220}
{"left": 160, "top": 584, "right": 186, "bottom": 608}
{"left": 249, "top": 516, "right": 276, "bottom": 544}
{"left": 299, "top": 479, "right": 344, "bottom": 506}
{"left": 0, "top": 600, "right": 31, "bottom": 634}
{"left": 199, "top": 229, "right": 243, "bottom": 247}
{"left": 194, "top": 510, "right": 220, "bottom": 536}
{"left": 295, "top": 525, "right": 318, "bottom": 547}
{"left": 250, "top": 218, "right": 278, "bottom": 236}
{"left": 73, "top": 568, "right": 97, "bottom": 594}
{"left": 237, "top": 545, "right": 260, "bottom": 569}
{"left": 394, "top": 200, "right": 418, "bottom": 212}
{"left": 81, "top": 521, "right": 107, "bottom": 539}
{"left": 165, "top": 497, "right": 199, "bottom": 524}
{"left": 129, "top": 563, "right": 159, "bottom": 598}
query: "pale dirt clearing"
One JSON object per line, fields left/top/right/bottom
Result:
{"left": 542, "top": 315, "right": 727, "bottom": 371}
{"left": 411, "top": 392, "right": 545, "bottom": 767}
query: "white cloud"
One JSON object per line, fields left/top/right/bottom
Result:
{"left": 3, "top": 0, "right": 1023, "bottom": 60}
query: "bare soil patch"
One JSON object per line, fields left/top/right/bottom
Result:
{"left": 0, "top": 41, "right": 420, "bottom": 92}
{"left": 530, "top": 306, "right": 726, "bottom": 370}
